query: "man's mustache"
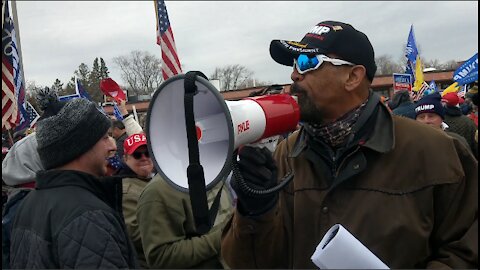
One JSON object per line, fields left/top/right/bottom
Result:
{"left": 290, "top": 83, "right": 305, "bottom": 95}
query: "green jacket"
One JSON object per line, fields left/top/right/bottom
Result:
{"left": 222, "top": 98, "right": 478, "bottom": 269}
{"left": 122, "top": 177, "right": 150, "bottom": 268}
{"left": 137, "top": 175, "right": 233, "bottom": 269}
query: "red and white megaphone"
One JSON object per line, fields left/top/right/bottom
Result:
{"left": 146, "top": 74, "right": 299, "bottom": 192}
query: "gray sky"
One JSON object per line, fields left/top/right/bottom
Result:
{"left": 13, "top": 1, "right": 479, "bottom": 88}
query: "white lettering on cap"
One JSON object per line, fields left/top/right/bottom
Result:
{"left": 415, "top": 104, "right": 434, "bottom": 112}
{"left": 308, "top": 25, "right": 330, "bottom": 36}
{"left": 126, "top": 134, "right": 146, "bottom": 147}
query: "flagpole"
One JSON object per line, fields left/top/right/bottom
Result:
{"left": 11, "top": 0, "right": 26, "bottom": 89}
{"left": 74, "top": 76, "right": 79, "bottom": 95}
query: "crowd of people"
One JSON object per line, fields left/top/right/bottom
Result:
{"left": 2, "top": 19, "right": 478, "bottom": 269}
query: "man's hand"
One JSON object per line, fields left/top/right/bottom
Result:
{"left": 118, "top": 99, "right": 128, "bottom": 116}
{"left": 232, "top": 146, "right": 279, "bottom": 216}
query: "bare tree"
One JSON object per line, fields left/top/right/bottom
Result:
{"left": 238, "top": 78, "right": 273, "bottom": 89}
{"left": 423, "top": 59, "right": 442, "bottom": 69}
{"left": 210, "top": 64, "right": 254, "bottom": 91}
{"left": 440, "top": 60, "right": 460, "bottom": 70}
{"left": 375, "top": 54, "right": 404, "bottom": 75}
{"left": 25, "top": 80, "right": 45, "bottom": 112}
{"left": 112, "top": 50, "right": 163, "bottom": 96}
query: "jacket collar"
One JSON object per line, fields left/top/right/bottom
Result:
{"left": 36, "top": 170, "right": 124, "bottom": 212}
{"left": 445, "top": 105, "right": 462, "bottom": 116}
{"left": 361, "top": 101, "right": 395, "bottom": 153}
{"left": 289, "top": 91, "right": 395, "bottom": 157}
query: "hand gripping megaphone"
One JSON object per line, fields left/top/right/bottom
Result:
{"left": 146, "top": 73, "right": 299, "bottom": 193}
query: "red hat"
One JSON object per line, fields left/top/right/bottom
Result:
{"left": 442, "top": 92, "right": 460, "bottom": 106}
{"left": 123, "top": 133, "right": 147, "bottom": 155}
{"left": 100, "top": 78, "right": 126, "bottom": 102}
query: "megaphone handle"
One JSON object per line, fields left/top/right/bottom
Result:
{"left": 187, "top": 164, "right": 211, "bottom": 234}
{"left": 183, "top": 71, "right": 215, "bottom": 235}
{"left": 230, "top": 151, "right": 294, "bottom": 197}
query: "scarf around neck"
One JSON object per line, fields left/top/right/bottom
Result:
{"left": 304, "top": 99, "right": 369, "bottom": 148}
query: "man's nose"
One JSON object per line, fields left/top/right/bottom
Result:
{"left": 291, "top": 67, "right": 304, "bottom": 82}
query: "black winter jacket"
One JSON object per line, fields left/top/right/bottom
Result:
{"left": 444, "top": 105, "right": 478, "bottom": 158}
{"left": 10, "top": 170, "right": 138, "bottom": 269}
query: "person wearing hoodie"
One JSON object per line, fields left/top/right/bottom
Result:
{"left": 2, "top": 87, "right": 67, "bottom": 269}
{"left": 388, "top": 90, "right": 417, "bottom": 119}
{"left": 118, "top": 133, "right": 154, "bottom": 268}
{"left": 2, "top": 133, "right": 43, "bottom": 269}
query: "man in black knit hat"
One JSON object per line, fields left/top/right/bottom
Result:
{"left": 9, "top": 98, "right": 138, "bottom": 268}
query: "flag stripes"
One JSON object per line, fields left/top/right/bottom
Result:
{"left": 155, "top": 0, "right": 182, "bottom": 80}
{"left": 2, "top": 0, "right": 23, "bottom": 130}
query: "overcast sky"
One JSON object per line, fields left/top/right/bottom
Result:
{"left": 11, "top": 1, "right": 479, "bottom": 89}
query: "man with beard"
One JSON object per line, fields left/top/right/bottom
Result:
{"left": 9, "top": 98, "right": 138, "bottom": 268}
{"left": 221, "top": 21, "right": 478, "bottom": 269}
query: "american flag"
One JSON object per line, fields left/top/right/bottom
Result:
{"left": 155, "top": 0, "right": 182, "bottom": 80}
{"left": 2, "top": 0, "right": 26, "bottom": 130}
{"left": 25, "top": 101, "right": 40, "bottom": 128}
{"left": 410, "top": 81, "right": 431, "bottom": 102}
{"left": 457, "top": 84, "right": 467, "bottom": 99}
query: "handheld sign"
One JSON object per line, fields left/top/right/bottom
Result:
{"left": 100, "top": 78, "right": 126, "bottom": 102}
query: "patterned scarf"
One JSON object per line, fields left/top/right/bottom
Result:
{"left": 304, "top": 99, "right": 369, "bottom": 148}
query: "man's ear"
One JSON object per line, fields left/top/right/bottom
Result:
{"left": 345, "top": 65, "right": 367, "bottom": 91}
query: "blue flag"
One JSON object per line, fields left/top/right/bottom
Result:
{"left": 76, "top": 78, "right": 92, "bottom": 100}
{"left": 113, "top": 102, "right": 124, "bottom": 121}
{"left": 405, "top": 25, "right": 419, "bottom": 63}
{"left": 429, "top": 80, "right": 438, "bottom": 92}
{"left": 453, "top": 53, "right": 478, "bottom": 85}
{"left": 405, "top": 25, "right": 419, "bottom": 82}
{"left": 58, "top": 93, "right": 80, "bottom": 102}
{"left": 25, "top": 101, "right": 40, "bottom": 128}
{"left": 405, "top": 60, "right": 415, "bottom": 79}
{"left": 422, "top": 80, "right": 438, "bottom": 96}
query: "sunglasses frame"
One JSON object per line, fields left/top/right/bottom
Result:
{"left": 294, "top": 54, "right": 355, "bottom": 75}
{"left": 132, "top": 151, "right": 150, "bottom": 160}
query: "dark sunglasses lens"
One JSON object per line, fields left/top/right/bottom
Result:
{"left": 133, "top": 151, "right": 149, "bottom": 159}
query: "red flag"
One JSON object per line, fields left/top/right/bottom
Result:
{"left": 155, "top": 0, "right": 182, "bottom": 80}
{"left": 100, "top": 78, "right": 126, "bottom": 102}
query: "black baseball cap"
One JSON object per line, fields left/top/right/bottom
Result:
{"left": 270, "top": 20, "right": 377, "bottom": 81}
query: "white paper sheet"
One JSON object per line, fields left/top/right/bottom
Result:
{"left": 311, "top": 224, "right": 389, "bottom": 269}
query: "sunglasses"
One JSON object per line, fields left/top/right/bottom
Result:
{"left": 294, "top": 54, "right": 355, "bottom": 74}
{"left": 132, "top": 151, "right": 150, "bottom": 160}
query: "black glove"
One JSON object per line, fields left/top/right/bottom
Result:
{"left": 232, "top": 146, "right": 279, "bottom": 216}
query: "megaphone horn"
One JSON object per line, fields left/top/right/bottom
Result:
{"left": 146, "top": 74, "right": 299, "bottom": 192}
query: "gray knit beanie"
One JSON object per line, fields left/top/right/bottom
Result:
{"left": 36, "top": 98, "right": 111, "bottom": 169}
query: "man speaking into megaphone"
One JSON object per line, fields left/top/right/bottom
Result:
{"left": 222, "top": 20, "right": 478, "bottom": 269}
